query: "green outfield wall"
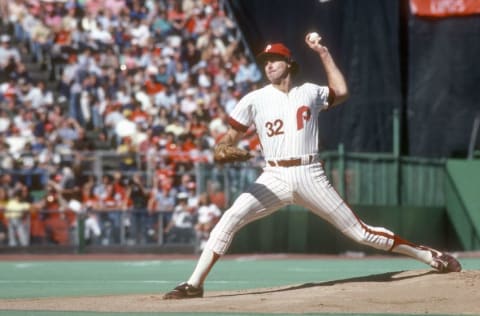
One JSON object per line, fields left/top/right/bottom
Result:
{"left": 445, "top": 159, "right": 480, "bottom": 250}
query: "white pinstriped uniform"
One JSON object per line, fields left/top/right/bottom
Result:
{"left": 205, "top": 83, "right": 397, "bottom": 255}
{"left": 163, "top": 43, "right": 458, "bottom": 299}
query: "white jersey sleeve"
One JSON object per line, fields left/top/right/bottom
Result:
{"left": 227, "top": 91, "right": 257, "bottom": 133}
{"left": 303, "top": 82, "right": 332, "bottom": 111}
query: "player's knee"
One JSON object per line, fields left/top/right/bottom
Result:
{"left": 348, "top": 230, "right": 369, "bottom": 245}
{"left": 217, "top": 208, "right": 246, "bottom": 230}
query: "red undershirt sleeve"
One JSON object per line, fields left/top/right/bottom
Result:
{"left": 327, "top": 87, "right": 336, "bottom": 106}
{"left": 227, "top": 116, "right": 249, "bottom": 133}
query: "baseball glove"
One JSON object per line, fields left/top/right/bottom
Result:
{"left": 214, "top": 143, "right": 252, "bottom": 163}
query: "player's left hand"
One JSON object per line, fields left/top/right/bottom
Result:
{"left": 214, "top": 143, "right": 253, "bottom": 164}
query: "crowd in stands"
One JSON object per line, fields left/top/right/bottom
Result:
{"left": 0, "top": 0, "right": 264, "bottom": 248}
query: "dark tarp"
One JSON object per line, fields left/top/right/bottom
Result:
{"left": 228, "top": 0, "right": 480, "bottom": 157}
{"left": 407, "top": 16, "right": 480, "bottom": 157}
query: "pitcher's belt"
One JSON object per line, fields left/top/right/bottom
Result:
{"left": 267, "top": 155, "right": 317, "bottom": 167}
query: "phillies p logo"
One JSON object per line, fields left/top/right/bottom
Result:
{"left": 296, "top": 106, "right": 311, "bottom": 130}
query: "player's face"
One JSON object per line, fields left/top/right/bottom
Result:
{"left": 264, "top": 56, "right": 290, "bottom": 84}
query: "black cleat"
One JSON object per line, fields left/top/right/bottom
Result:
{"left": 163, "top": 282, "right": 204, "bottom": 299}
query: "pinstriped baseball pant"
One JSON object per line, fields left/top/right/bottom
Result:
{"left": 206, "top": 162, "right": 395, "bottom": 255}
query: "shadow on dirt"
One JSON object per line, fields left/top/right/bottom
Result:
{"left": 212, "top": 270, "right": 436, "bottom": 297}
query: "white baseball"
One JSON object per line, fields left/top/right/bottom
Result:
{"left": 308, "top": 32, "right": 320, "bottom": 43}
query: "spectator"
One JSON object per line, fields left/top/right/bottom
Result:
{"left": 5, "top": 189, "right": 31, "bottom": 246}
{"left": 186, "top": 180, "right": 198, "bottom": 209}
{"left": 50, "top": 22, "right": 73, "bottom": 71}
{"left": 194, "top": 192, "right": 221, "bottom": 250}
{"left": 82, "top": 177, "right": 99, "bottom": 209}
{"left": 165, "top": 116, "right": 186, "bottom": 137}
{"left": 179, "top": 87, "right": 198, "bottom": 116}
{"left": 73, "top": 128, "right": 95, "bottom": 151}
{"left": 0, "top": 108, "right": 10, "bottom": 134}
{"left": 28, "top": 202, "right": 46, "bottom": 245}
{"left": 206, "top": 179, "right": 226, "bottom": 210}
{"left": 223, "top": 87, "right": 240, "bottom": 114}
{"left": 195, "top": 62, "right": 212, "bottom": 88}
{"left": 17, "top": 142, "right": 37, "bottom": 170}
{"left": 151, "top": 8, "right": 173, "bottom": 40}
{"left": 83, "top": 206, "right": 102, "bottom": 245}
{"left": 129, "top": 18, "right": 151, "bottom": 48}
{"left": 234, "top": 53, "right": 261, "bottom": 94}
{"left": 147, "top": 172, "right": 175, "bottom": 238}
{"left": 154, "top": 83, "right": 178, "bottom": 110}
{"left": 0, "top": 187, "right": 9, "bottom": 245}
{"left": 56, "top": 117, "right": 83, "bottom": 143}
{"left": 93, "top": 174, "right": 111, "bottom": 202}
{"left": 61, "top": 5, "right": 78, "bottom": 32}
{"left": 167, "top": 0, "right": 186, "bottom": 35}
{"left": 155, "top": 60, "right": 171, "bottom": 86}
{"left": 180, "top": 39, "right": 201, "bottom": 70}
{"left": 79, "top": 177, "right": 102, "bottom": 245}
{"left": 104, "top": 0, "right": 126, "bottom": 16}
{"left": 0, "top": 174, "right": 14, "bottom": 197}
{"left": 116, "top": 136, "right": 137, "bottom": 171}
{"left": 125, "top": 172, "right": 150, "bottom": 244}
{"left": 209, "top": 8, "right": 235, "bottom": 42}
{"left": 22, "top": 80, "right": 54, "bottom": 109}
{"left": 7, "top": 2, "right": 28, "bottom": 43}
{"left": 208, "top": 106, "right": 229, "bottom": 142}
{"left": 28, "top": 14, "right": 51, "bottom": 64}
{"left": 175, "top": 173, "right": 192, "bottom": 194}
{"left": 36, "top": 138, "right": 61, "bottom": 171}
{"left": 164, "top": 192, "right": 195, "bottom": 243}
{"left": 0, "top": 35, "right": 21, "bottom": 68}
{"left": 38, "top": 184, "right": 70, "bottom": 245}
{"left": 111, "top": 171, "right": 128, "bottom": 204}
{"left": 52, "top": 166, "right": 82, "bottom": 202}
{"left": 104, "top": 102, "right": 126, "bottom": 142}
{"left": 5, "top": 124, "right": 28, "bottom": 159}
{"left": 89, "top": 23, "right": 114, "bottom": 49}
{"left": 186, "top": 7, "right": 209, "bottom": 38}
{"left": 153, "top": 106, "right": 172, "bottom": 132}
{"left": 144, "top": 65, "right": 166, "bottom": 95}
{"left": 11, "top": 62, "right": 32, "bottom": 84}
{"left": 97, "top": 178, "right": 126, "bottom": 245}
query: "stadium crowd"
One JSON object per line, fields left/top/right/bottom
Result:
{"left": 0, "top": 0, "right": 263, "bottom": 248}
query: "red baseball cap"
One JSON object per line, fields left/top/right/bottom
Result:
{"left": 256, "top": 42, "right": 299, "bottom": 74}
{"left": 257, "top": 43, "right": 292, "bottom": 62}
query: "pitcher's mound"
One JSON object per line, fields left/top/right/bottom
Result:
{"left": 2, "top": 270, "right": 479, "bottom": 314}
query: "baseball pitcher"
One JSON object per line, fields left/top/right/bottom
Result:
{"left": 163, "top": 32, "right": 461, "bottom": 299}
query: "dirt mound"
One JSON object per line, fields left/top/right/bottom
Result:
{"left": 2, "top": 270, "right": 479, "bottom": 314}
